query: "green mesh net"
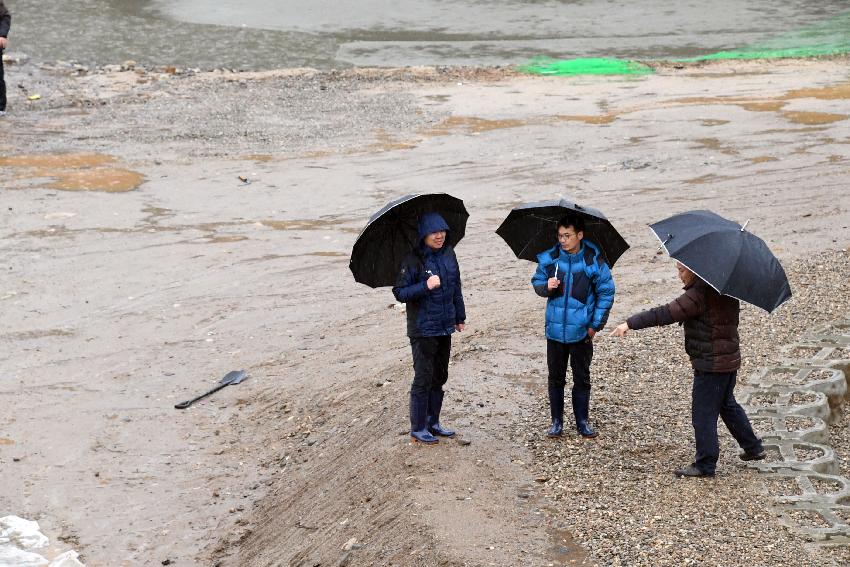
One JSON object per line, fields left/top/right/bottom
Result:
{"left": 684, "top": 10, "right": 850, "bottom": 61}
{"left": 520, "top": 10, "right": 850, "bottom": 76}
{"left": 518, "top": 57, "right": 653, "bottom": 76}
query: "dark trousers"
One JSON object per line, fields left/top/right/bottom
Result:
{"left": 410, "top": 335, "right": 451, "bottom": 395}
{"left": 0, "top": 50, "right": 5, "bottom": 111}
{"left": 692, "top": 370, "right": 764, "bottom": 474}
{"left": 547, "top": 338, "right": 593, "bottom": 421}
{"left": 547, "top": 338, "right": 592, "bottom": 391}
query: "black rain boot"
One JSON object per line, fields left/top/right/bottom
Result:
{"left": 547, "top": 385, "right": 564, "bottom": 437}
{"left": 410, "top": 391, "right": 438, "bottom": 444}
{"left": 573, "top": 390, "right": 598, "bottom": 439}
{"left": 428, "top": 390, "right": 455, "bottom": 437}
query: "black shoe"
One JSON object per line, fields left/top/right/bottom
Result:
{"left": 739, "top": 450, "right": 767, "bottom": 461}
{"left": 576, "top": 420, "right": 598, "bottom": 439}
{"left": 410, "top": 429, "right": 439, "bottom": 444}
{"left": 429, "top": 422, "right": 456, "bottom": 437}
{"left": 547, "top": 419, "right": 563, "bottom": 438}
{"left": 674, "top": 464, "right": 714, "bottom": 478}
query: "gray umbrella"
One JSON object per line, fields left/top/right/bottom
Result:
{"left": 650, "top": 210, "right": 792, "bottom": 313}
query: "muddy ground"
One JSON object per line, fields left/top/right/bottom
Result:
{"left": 0, "top": 57, "right": 849, "bottom": 566}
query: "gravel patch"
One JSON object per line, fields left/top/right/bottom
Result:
{"left": 810, "top": 477, "right": 844, "bottom": 496}
{"left": 785, "top": 346, "right": 825, "bottom": 359}
{"left": 789, "top": 392, "right": 819, "bottom": 406}
{"left": 786, "top": 416, "right": 816, "bottom": 432}
{"left": 785, "top": 510, "right": 831, "bottom": 529}
{"left": 762, "top": 476, "right": 803, "bottom": 497}
{"left": 794, "top": 445, "right": 826, "bottom": 462}
{"left": 8, "top": 62, "right": 517, "bottom": 160}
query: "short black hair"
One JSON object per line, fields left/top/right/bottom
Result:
{"left": 557, "top": 215, "right": 585, "bottom": 234}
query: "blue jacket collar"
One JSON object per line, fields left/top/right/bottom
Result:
{"left": 538, "top": 240, "right": 600, "bottom": 264}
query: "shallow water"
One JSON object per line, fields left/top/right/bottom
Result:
{"left": 7, "top": 1, "right": 850, "bottom": 69}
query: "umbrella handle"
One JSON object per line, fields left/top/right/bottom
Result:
{"left": 656, "top": 234, "right": 672, "bottom": 253}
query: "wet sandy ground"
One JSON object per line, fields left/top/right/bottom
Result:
{"left": 0, "top": 58, "right": 849, "bottom": 565}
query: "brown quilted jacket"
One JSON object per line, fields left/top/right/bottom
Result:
{"left": 627, "top": 278, "right": 741, "bottom": 372}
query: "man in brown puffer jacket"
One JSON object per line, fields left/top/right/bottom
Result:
{"left": 610, "top": 262, "right": 765, "bottom": 477}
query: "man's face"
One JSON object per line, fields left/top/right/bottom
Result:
{"left": 557, "top": 226, "right": 583, "bottom": 253}
{"left": 676, "top": 262, "right": 695, "bottom": 285}
{"left": 424, "top": 230, "right": 446, "bottom": 250}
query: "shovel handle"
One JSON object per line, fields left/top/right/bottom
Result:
{"left": 174, "top": 382, "right": 229, "bottom": 410}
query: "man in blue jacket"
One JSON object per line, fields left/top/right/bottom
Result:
{"left": 532, "top": 215, "right": 615, "bottom": 438}
{"left": 393, "top": 212, "right": 466, "bottom": 444}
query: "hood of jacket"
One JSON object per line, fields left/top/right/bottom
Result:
{"left": 418, "top": 212, "right": 450, "bottom": 241}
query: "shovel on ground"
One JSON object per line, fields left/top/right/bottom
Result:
{"left": 174, "top": 370, "right": 248, "bottom": 409}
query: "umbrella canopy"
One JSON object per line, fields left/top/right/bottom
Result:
{"left": 350, "top": 193, "right": 469, "bottom": 288}
{"left": 495, "top": 198, "right": 629, "bottom": 266}
{"left": 650, "top": 210, "right": 792, "bottom": 313}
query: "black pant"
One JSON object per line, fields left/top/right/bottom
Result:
{"left": 547, "top": 338, "right": 593, "bottom": 393}
{"left": 0, "top": 50, "right": 5, "bottom": 111}
{"left": 410, "top": 335, "right": 451, "bottom": 395}
{"left": 692, "top": 370, "right": 764, "bottom": 474}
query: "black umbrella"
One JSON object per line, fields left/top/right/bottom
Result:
{"left": 350, "top": 193, "right": 469, "bottom": 288}
{"left": 650, "top": 210, "right": 791, "bottom": 313}
{"left": 495, "top": 198, "right": 629, "bottom": 266}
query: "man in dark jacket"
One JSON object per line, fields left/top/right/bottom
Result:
{"left": 0, "top": 1, "right": 9, "bottom": 116}
{"left": 532, "top": 215, "right": 615, "bottom": 439}
{"left": 610, "top": 262, "right": 765, "bottom": 477}
{"left": 393, "top": 212, "right": 466, "bottom": 444}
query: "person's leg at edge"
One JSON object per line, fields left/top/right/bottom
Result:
{"left": 719, "top": 371, "right": 765, "bottom": 459}
{"left": 686, "top": 370, "right": 725, "bottom": 476}
{"left": 410, "top": 337, "right": 438, "bottom": 444}
{"left": 570, "top": 337, "right": 597, "bottom": 438}
{"left": 0, "top": 51, "right": 6, "bottom": 114}
{"left": 428, "top": 335, "right": 455, "bottom": 437}
{"left": 546, "top": 339, "right": 568, "bottom": 437}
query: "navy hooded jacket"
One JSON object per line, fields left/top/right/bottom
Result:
{"left": 392, "top": 213, "right": 466, "bottom": 338}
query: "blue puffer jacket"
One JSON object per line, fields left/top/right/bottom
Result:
{"left": 531, "top": 240, "right": 615, "bottom": 343}
{"left": 392, "top": 213, "right": 466, "bottom": 338}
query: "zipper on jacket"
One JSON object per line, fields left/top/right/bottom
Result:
{"left": 438, "top": 252, "right": 451, "bottom": 333}
{"left": 563, "top": 253, "right": 572, "bottom": 342}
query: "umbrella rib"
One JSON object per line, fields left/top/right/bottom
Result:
{"left": 517, "top": 223, "right": 557, "bottom": 259}
{"left": 649, "top": 227, "right": 724, "bottom": 296}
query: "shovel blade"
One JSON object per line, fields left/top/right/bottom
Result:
{"left": 221, "top": 370, "right": 247, "bottom": 385}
